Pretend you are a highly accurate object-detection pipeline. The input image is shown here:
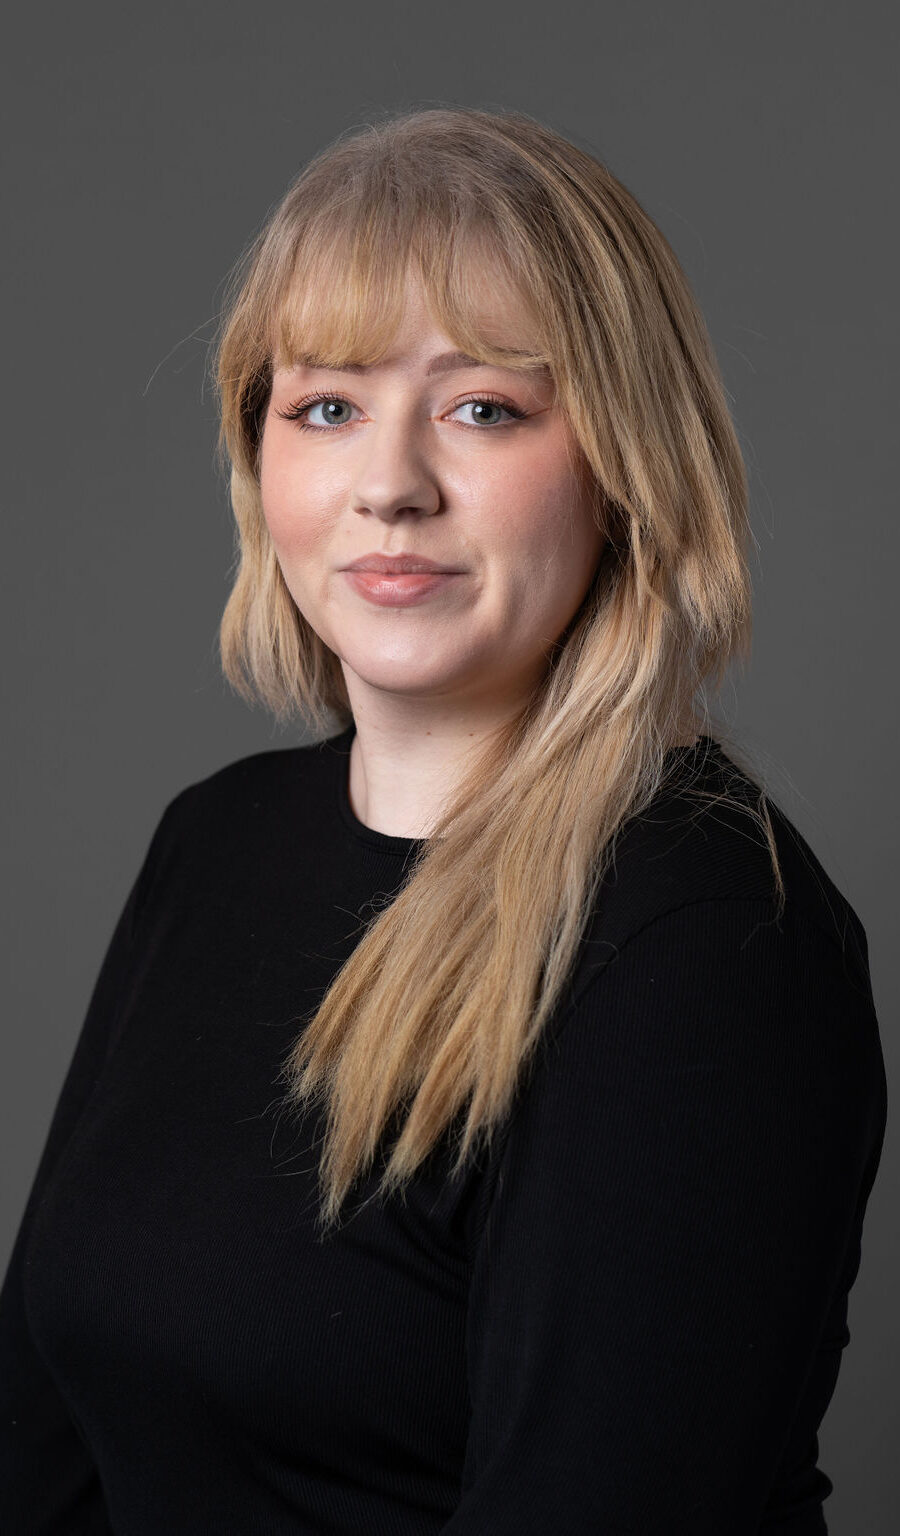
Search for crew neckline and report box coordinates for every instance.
[327,723,718,857]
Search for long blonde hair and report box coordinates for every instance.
[214,106,783,1235]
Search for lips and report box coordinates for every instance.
[342,554,462,574]
[342,568,463,607]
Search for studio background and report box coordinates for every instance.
[1,2,896,1526]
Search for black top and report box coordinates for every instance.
[0,727,887,1534]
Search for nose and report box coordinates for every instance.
[350,413,442,521]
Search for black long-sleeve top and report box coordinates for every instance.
[0,726,888,1533]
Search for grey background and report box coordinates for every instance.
[1,0,896,1525]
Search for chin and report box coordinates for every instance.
[351,670,464,696]
[342,651,473,695]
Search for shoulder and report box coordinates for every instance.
[527,745,886,1183]
[155,732,345,838]
[570,737,873,1006]
[132,733,349,914]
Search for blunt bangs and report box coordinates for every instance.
[271,200,555,384]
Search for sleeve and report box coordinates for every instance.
[0,799,179,1532]
[444,897,888,1535]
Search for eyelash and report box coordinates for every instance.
[273,388,528,432]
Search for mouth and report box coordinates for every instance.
[342,555,464,575]
[341,568,463,607]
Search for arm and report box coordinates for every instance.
[0,803,176,1532]
[444,898,887,1534]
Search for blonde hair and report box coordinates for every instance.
[214,105,783,1235]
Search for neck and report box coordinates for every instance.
[342,685,701,842]
[344,694,530,841]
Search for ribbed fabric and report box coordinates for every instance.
[0,727,887,1534]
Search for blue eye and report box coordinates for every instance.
[275,393,359,430]
[451,397,526,426]
[306,398,354,426]
[274,390,528,432]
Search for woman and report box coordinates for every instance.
[0,107,887,1533]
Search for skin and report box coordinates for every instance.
[259,272,609,838]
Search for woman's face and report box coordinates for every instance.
[259,274,606,715]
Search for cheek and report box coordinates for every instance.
[499,460,602,598]
[259,443,325,558]
[258,438,291,540]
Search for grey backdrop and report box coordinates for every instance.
[2,1,896,1526]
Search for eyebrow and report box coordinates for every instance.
[289,348,551,379]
